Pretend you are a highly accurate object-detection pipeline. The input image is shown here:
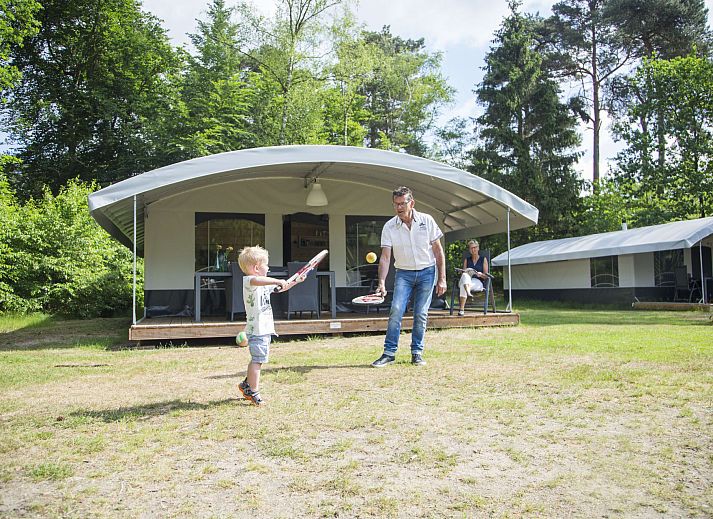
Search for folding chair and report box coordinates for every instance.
[449,249,496,315]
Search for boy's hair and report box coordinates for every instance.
[238,245,269,274]
[392,186,413,201]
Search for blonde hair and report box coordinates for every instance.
[467,240,479,248]
[238,245,269,274]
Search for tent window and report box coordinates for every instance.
[653,249,683,286]
[345,216,389,286]
[590,256,619,287]
[195,213,265,272]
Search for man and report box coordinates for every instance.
[371,186,447,367]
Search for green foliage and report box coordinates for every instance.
[176,0,256,156]
[605,0,712,59]
[0,177,142,317]
[471,3,583,242]
[3,0,182,197]
[611,53,713,223]
[360,26,454,155]
[576,180,629,235]
[0,0,41,92]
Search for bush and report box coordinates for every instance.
[0,174,143,317]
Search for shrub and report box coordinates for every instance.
[0,174,143,317]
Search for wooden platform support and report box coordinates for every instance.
[129,310,519,341]
[632,301,712,312]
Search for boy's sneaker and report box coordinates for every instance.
[238,378,251,400]
[245,388,264,406]
[371,354,395,368]
[411,354,426,366]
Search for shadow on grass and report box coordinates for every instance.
[207,363,373,380]
[0,317,130,351]
[68,398,236,422]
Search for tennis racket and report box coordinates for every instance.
[351,293,386,305]
[273,249,329,292]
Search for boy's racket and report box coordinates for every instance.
[351,293,386,305]
[273,249,329,292]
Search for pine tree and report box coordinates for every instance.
[472,1,583,241]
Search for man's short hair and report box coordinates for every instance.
[392,186,413,201]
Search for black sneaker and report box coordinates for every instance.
[411,354,426,366]
[371,354,395,368]
[238,378,251,400]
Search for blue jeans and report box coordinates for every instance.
[383,265,436,356]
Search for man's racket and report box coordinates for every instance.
[273,249,329,292]
[351,293,386,305]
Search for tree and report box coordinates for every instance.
[2,0,182,197]
[431,117,472,170]
[472,1,583,241]
[321,12,374,146]
[605,0,712,176]
[178,0,256,156]
[544,0,631,185]
[612,53,713,222]
[605,0,712,59]
[0,0,40,92]
[360,27,454,156]
[236,0,342,145]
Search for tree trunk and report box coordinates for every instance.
[591,20,600,188]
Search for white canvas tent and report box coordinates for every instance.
[88,145,539,320]
[491,217,713,304]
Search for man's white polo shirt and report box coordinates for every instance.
[381,209,443,270]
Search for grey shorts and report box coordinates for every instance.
[248,334,271,364]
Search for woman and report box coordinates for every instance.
[457,239,488,316]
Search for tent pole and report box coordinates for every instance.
[506,207,512,313]
[132,195,137,325]
[699,241,706,304]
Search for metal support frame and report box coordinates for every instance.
[506,207,513,313]
[132,195,137,325]
[698,241,706,304]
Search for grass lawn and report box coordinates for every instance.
[0,305,711,518]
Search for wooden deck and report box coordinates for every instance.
[129,310,519,341]
[632,301,712,312]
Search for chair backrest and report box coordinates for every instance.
[286,261,320,313]
[226,261,245,315]
[674,266,689,288]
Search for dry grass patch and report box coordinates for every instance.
[0,307,711,517]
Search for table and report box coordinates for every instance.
[193,270,336,322]
[194,271,231,322]
[270,269,336,319]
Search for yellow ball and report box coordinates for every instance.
[236,331,248,347]
[366,251,377,264]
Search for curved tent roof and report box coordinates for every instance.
[492,217,713,266]
[89,145,538,254]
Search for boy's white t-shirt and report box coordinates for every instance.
[243,276,276,336]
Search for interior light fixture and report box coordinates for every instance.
[305,179,328,206]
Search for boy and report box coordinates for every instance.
[237,246,304,406]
